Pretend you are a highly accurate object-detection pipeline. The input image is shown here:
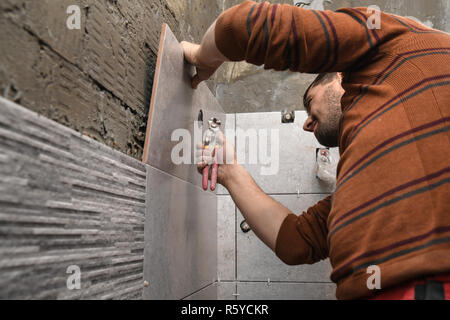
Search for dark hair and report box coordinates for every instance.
[303,73,339,111]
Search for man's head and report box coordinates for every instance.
[303,72,344,148]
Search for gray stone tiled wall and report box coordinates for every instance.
[0,97,146,299]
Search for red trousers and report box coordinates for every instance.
[369,273,450,300]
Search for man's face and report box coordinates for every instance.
[303,77,344,148]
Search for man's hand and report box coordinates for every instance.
[181,41,221,89]
[195,132,237,188]
[195,132,290,252]
[181,21,228,89]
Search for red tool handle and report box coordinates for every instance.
[202,146,210,191]
[202,147,219,191]
[202,165,209,191]
[210,150,218,191]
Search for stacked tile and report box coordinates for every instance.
[0,97,146,300]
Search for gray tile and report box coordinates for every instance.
[144,166,217,300]
[143,24,226,188]
[237,282,336,300]
[183,283,218,300]
[237,194,333,283]
[217,282,237,300]
[235,111,339,194]
[216,113,236,195]
[217,195,236,281]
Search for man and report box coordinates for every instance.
[182,1,450,299]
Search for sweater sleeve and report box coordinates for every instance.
[275,196,331,265]
[215,1,394,73]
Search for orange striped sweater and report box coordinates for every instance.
[214,1,450,299]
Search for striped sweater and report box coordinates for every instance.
[214,1,450,299]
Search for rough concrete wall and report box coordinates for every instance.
[0,0,221,160]
[215,0,450,113]
[0,97,146,299]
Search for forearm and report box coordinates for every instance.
[197,21,229,68]
[181,20,229,88]
[223,165,290,251]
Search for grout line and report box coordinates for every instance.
[233,113,238,285]
[216,280,334,284]
[234,113,238,301]
[145,164,216,195]
[234,198,237,282]
[267,192,332,196]
[180,282,216,300]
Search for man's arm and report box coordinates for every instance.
[223,164,290,251]
[214,1,394,73]
[194,133,331,264]
[222,163,331,264]
[275,195,331,265]
[183,1,406,88]
[181,21,229,89]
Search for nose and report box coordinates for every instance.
[303,116,315,132]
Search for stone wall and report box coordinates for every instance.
[0,97,147,299]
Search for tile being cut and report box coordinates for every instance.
[143,24,226,188]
